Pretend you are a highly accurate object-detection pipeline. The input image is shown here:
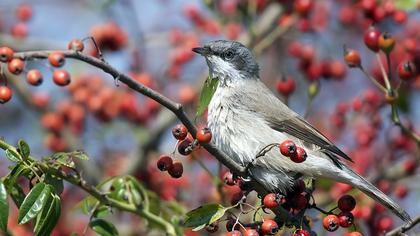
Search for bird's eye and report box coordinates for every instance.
[223,50,234,60]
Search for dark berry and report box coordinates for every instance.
[178,138,193,156]
[398,61,416,81]
[290,147,307,163]
[338,195,356,212]
[338,211,354,228]
[172,124,188,140]
[293,229,310,236]
[168,161,183,178]
[156,155,173,171]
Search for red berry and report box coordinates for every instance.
[7,58,25,75]
[294,0,313,15]
[0,86,13,104]
[398,61,416,81]
[53,69,71,86]
[10,23,28,39]
[378,32,395,54]
[263,193,280,209]
[196,126,212,143]
[344,49,361,68]
[293,229,310,236]
[290,147,307,163]
[322,214,339,232]
[0,47,14,62]
[168,161,183,178]
[26,69,43,86]
[394,184,408,199]
[156,155,173,171]
[276,76,295,96]
[48,52,65,67]
[338,195,356,212]
[178,138,193,156]
[16,4,33,22]
[261,219,278,235]
[279,140,297,157]
[172,124,188,140]
[244,229,259,236]
[225,230,241,236]
[376,216,393,231]
[364,26,381,52]
[68,39,85,52]
[338,211,354,227]
[223,172,236,186]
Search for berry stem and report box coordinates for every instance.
[358,65,387,93]
[375,53,392,91]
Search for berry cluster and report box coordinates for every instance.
[322,195,357,233]
[279,140,307,163]
[156,124,213,179]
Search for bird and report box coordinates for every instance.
[192,40,412,223]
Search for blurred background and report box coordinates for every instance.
[0,0,419,235]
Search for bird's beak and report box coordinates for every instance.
[192,47,210,56]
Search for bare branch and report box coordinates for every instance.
[385,216,420,236]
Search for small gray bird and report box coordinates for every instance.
[192,40,411,222]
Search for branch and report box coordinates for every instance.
[13,50,247,176]
[385,216,420,236]
[0,138,179,236]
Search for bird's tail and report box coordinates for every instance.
[341,166,412,223]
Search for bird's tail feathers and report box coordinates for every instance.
[341,167,412,223]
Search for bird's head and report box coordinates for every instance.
[193,40,259,84]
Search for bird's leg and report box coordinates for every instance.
[245,143,279,173]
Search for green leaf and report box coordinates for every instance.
[89,218,119,236]
[34,193,61,236]
[8,164,29,182]
[18,183,51,224]
[52,152,75,168]
[0,181,9,232]
[3,179,25,207]
[5,149,20,163]
[17,140,30,160]
[80,197,98,215]
[93,205,110,218]
[183,204,227,230]
[196,77,219,117]
[395,0,418,10]
[72,150,89,160]
[44,174,64,194]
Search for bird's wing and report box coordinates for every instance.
[266,115,353,163]
[241,80,352,166]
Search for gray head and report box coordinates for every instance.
[192,40,259,82]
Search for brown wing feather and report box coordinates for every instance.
[267,116,353,163]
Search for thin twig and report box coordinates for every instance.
[385,216,420,236]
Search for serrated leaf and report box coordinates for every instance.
[89,218,119,236]
[5,149,20,163]
[18,183,51,224]
[0,181,9,232]
[184,204,227,230]
[196,77,219,117]
[34,194,61,236]
[17,140,30,160]
[395,0,417,10]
